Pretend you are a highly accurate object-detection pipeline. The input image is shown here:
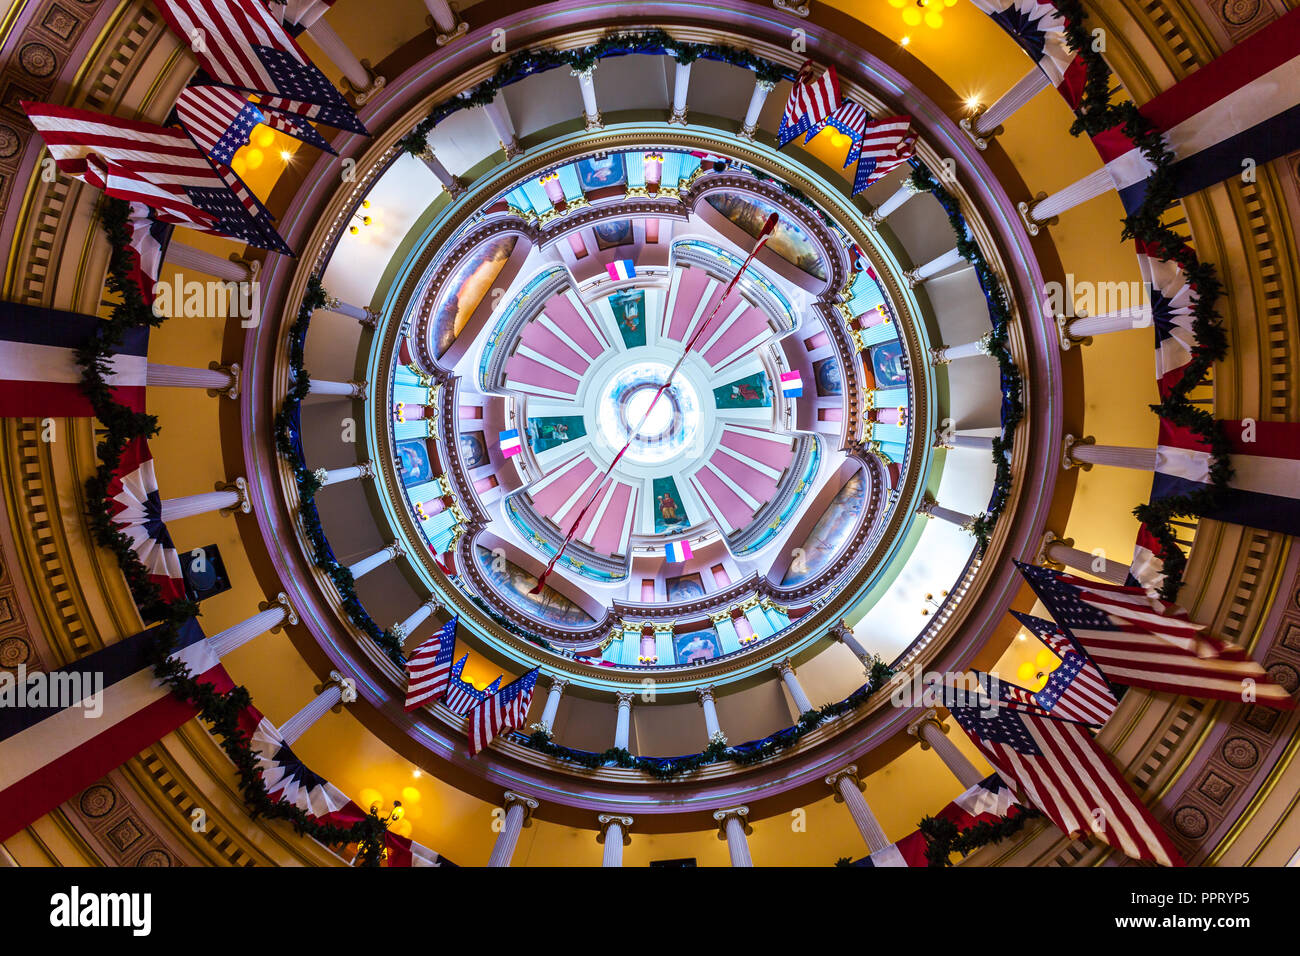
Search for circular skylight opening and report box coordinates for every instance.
[596,360,702,466]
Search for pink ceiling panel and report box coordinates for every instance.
[520,320,589,374]
[665,266,712,342]
[720,428,793,474]
[589,481,635,556]
[692,468,754,531]
[504,353,580,395]
[702,305,769,366]
[542,291,606,357]
[529,456,596,517]
[711,447,779,504]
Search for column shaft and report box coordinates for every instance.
[1066,308,1152,336]
[319,463,372,487]
[279,684,343,746]
[487,803,525,867]
[838,777,890,853]
[424,0,457,32]
[160,488,242,522]
[540,680,565,729]
[614,696,632,749]
[164,243,254,281]
[601,822,625,867]
[347,545,400,580]
[913,246,965,281]
[308,379,364,397]
[873,183,918,220]
[918,721,984,788]
[394,600,438,638]
[741,79,775,135]
[670,60,691,121]
[1030,167,1115,221]
[208,605,288,658]
[1044,540,1132,585]
[306,17,371,89]
[724,817,753,867]
[146,363,234,390]
[975,68,1051,134]
[1070,443,1157,471]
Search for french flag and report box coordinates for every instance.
[1128,523,1172,593]
[665,540,693,563]
[0,617,232,841]
[606,259,636,281]
[1153,418,1300,537]
[499,429,522,458]
[779,370,803,398]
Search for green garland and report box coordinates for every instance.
[908,164,1024,557]
[1052,0,1230,599]
[80,199,389,864]
[523,658,894,779]
[396,29,789,156]
[271,277,406,667]
[917,806,1043,867]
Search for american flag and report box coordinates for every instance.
[259,107,336,153]
[441,655,502,714]
[403,617,458,711]
[805,99,869,165]
[154,0,354,114]
[945,698,1184,866]
[123,201,172,304]
[175,85,263,165]
[466,667,539,756]
[778,62,840,148]
[1016,562,1295,709]
[22,101,291,254]
[256,94,367,135]
[852,115,916,195]
[1007,611,1119,726]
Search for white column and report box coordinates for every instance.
[597,814,632,867]
[832,621,873,669]
[696,686,722,740]
[917,495,974,531]
[669,58,691,124]
[1038,532,1132,585]
[307,378,366,398]
[1058,307,1153,350]
[159,478,250,521]
[713,807,753,867]
[540,677,567,730]
[1063,436,1157,471]
[487,792,538,867]
[417,146,466,196]
[929,332,992,365]
[423,0,467,44]
[391,598,440,640]
[279,671,357,746]
[347,543,403,581]
[826,766,890,853]
[1025,167,1115,223]
[968,68,1051,140]
[905,246,967,286]
[305,17,384,103]
[146,362,239,398]
[613,691,634,749]
[868,182,919,226]
[316,461,374,487]
[164,242,258,281]
[775,659,814,714]
[322,295,380,329]
[208,595,297,658]
[935,430,996,451]
[740,78,776,139]
[907,709,983,788]
[483,93,520,157]
[573,66,601,130]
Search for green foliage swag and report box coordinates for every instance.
[523,657,895,779]
[81,199,388,864]
[1054,0,1230,599]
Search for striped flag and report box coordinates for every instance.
[1127,523,1171,592]
[606,259,636,281]
[499,428,522,458]
[255,93,367,136]
[805,99,870,167]
[154,0,356,116]
[107,437,187,603]
[123,201,172,304]
[249,716,358,821]
[175,84,264,165]
[851,116,916,195]
[1017,562,1295,709]
[466,667,539,756]
[1153,418,1300,538]
[1007,611,1119,726]
[441,655,502,714]
[778,62,840,148]
[945,697,1185,866]
[384,832,443,866]
[665,539,692,563]
[1135,240,1200,398]
[0,303,147,418]
[779,369,803,398]
[403,617,457,711]
[0,617,232,841]
[970,0,1088,109]
[21,101,291,254]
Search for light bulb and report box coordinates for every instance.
[924,10,944,28]
[902,7,922,25]
[280,149,292,161]
[900,35,911,45]
[244,148,264,170]
[362,199,371,208]
[252,125,275,149]
[350,225,359,234]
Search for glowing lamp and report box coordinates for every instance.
[1016,661,1037,685]
[401,786,421,804]
[902,7,921,25]
[252,125,275,149]
[1035,648,1058,670]
[244,148,264,170]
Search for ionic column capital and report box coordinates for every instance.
[614,690,636,707]
[596,813,634,845]
[712,805,751,835]
[502,791,540,820]
[319,669,359,708]
[825,764,861,792]
[216,476,252,515]
[261,591,299,629]
[773,658,795,679]
[1061,433,1095,471]
[211,361,240,399]
[906,707,946,745]
[1035,530,1073,570]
